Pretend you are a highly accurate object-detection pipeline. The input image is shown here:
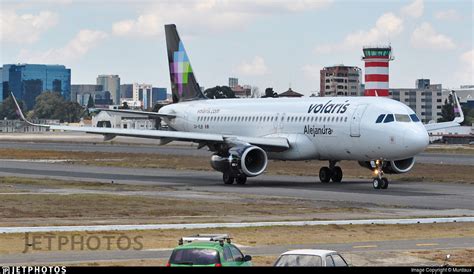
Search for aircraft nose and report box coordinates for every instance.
[404,126,429,154]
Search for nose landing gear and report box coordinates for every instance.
[372,160,389,189]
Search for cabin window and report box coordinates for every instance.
[375,114,385,123]
[395,114,411,122]
[383,114,395,123]
[410,114,420,122]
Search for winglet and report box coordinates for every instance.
[10,92,47,127]
[452,90,464,124]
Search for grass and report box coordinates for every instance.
[1,149,473,183]
[0,176,174,192]
[70,256,275,266]
[425,146,474,155]
[409,249,474,265]
[1,223,473,255]
[0,176,371,226]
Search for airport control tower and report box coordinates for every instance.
[362,46,394,96]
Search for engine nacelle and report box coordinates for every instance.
[210,145,268,177]
[358,157,415,174]
[383,157,415,174]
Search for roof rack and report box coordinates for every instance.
[178,234,232,245]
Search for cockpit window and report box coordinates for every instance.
[410,114,420,122]
[383,114,394,123]
[395,114,411,122]
[375,114,385,123]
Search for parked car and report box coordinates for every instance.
[273,249,349,267]
[167,234,252,267]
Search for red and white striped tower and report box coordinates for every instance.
[362,46,394,96]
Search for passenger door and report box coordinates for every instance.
[350,104,368,137]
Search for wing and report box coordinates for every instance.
[424,90,464,132]
[11,93,289,151]
[93,108,176,119]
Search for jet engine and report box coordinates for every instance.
[358,157,415,174]
[210,145,268,177]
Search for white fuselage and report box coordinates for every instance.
[160,97,429,162]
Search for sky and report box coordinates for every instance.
[1,0,473,96]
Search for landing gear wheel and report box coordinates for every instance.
[331,166,343,182]
[319,167,332,183]
[373,178,382,189]
[236,175,247,185]
[223,173,234,185]
[380,177,389,189]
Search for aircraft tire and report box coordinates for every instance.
[223,173,235,185]
[381,177,389,189]
[319,167,332,183]
[331,166,343,182]
[236,175,247,185]
[373,178,382,189]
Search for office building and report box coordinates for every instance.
[320,65,362,96]
[152,87,167,102]
[449,85,474,108]
[389,79,443,123]
[120,84,133,99]
[132,83,153,109]
[71,84,103,106]
[1,64,71,109]
[229,77,238,88]
[97,75,120,104]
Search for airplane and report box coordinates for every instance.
[11,24,464,190]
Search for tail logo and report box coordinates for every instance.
[170,41,193,96]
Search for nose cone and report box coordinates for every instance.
[403,125,429,155]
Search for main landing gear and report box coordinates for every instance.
[319,161,343,183]
[372,160,389,190]
[223,173,247,185]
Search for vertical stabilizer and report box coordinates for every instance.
[165,24,206,103]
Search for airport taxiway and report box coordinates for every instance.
[0,159,473,212]
[1,141,473,165]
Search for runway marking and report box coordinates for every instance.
[143,248,173,252]
[0,217,473,234]
[416,243,439,247]
[352,245,377,249]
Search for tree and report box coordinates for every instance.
[119,101,130,109]
[64,101,84,123]
[460,106,474,126]
[250,86,261,98]
[86,95,95,109]
[438,95,455,122]
[0,95,26,120]
[261,87,278,98]
[30,91,84,123]
[204,86,236,99]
